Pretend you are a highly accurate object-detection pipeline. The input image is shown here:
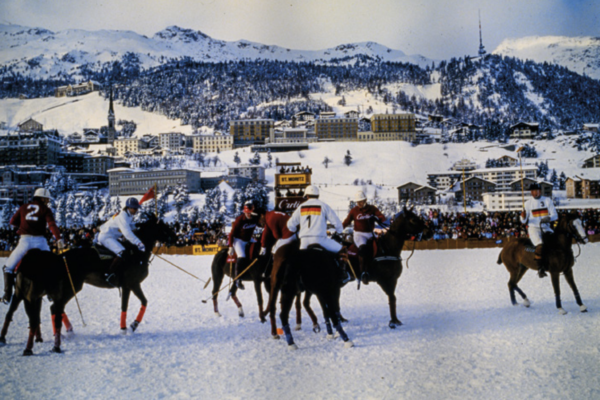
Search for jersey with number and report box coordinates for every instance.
[520,195,558,232]
[343,204,386,233]
[261,211,294,247]
[10,199,61,240]
[287,198,343,239]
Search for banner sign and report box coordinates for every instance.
[276,173,311,186]
[192,244,222,255]
[275,197,306,213]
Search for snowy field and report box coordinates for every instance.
[1,244,600,400]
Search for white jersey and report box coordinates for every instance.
[520,196,558,233]
[98,209,143,247]
[287,198,343,239]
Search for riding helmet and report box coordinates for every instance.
[126,197,141,209]
[305,185,319,197]
[33,188,52,199]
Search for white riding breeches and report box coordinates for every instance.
[353,231,373,248]
[98,232,126,257]
[5,235,50,273]
[527,226,550,247]
[233,238,248,258]
[272,234,297,255]
[299,236,342,253]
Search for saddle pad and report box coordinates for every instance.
[92,245,115,261]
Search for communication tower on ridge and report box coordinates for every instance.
[478,10,487,58]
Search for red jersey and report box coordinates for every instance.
[342,204,386,233]
[10,199,61,240]
[228,213,259,246]
[261,210,294,248]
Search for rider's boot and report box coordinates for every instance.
[233,258,246,290]
[534,245,547,278]
[105,256,123,287]
[358,245,370,285]
[2,266,15,304]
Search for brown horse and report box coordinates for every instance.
[208,243,270,319]
[348,207,426,328]
[0,214,176,354]
[497,212,589,314]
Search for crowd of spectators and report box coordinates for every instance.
[0,209,598,253]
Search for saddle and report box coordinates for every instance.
[92,244,116,261]
[347,239,378,258]
[226,242,259,263]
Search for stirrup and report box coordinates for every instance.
[360,272,370,285]
[235,280,245,290]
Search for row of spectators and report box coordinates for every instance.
[0,209,598,252]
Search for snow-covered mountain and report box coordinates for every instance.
[493,36,600,80]
[0,24,431,80]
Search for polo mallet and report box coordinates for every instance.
[201,258,259,303]
[62,256,86,327]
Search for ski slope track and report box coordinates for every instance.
[1,244,600,399]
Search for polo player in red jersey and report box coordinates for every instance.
[3,188,65,304]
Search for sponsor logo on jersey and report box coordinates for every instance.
[242,223,256,230]
[301,205,322,216]
[532,208,549,218]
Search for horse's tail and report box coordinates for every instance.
[496,251,503,265]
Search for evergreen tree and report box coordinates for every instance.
[559,172,567,190]
[267,150,273,168]
[250,151,261,166]
[322,156,332,169]
[549,169,559,189]
[233,151,241,165]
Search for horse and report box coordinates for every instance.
[497,212,589,314]
[0,213,176,354]
[0,248,76,355]
[347,206,426,328]
[276,244,354,349]
[208,242,270,319]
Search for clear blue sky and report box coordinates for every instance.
[1,0,598,59]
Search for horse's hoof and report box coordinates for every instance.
[288,343,298,351]
[120,328,128,335]
[326,334,335,340]
[344,340,355,349]
[0,337,6,346]
[23,349,34,356]
[50,346,62,354]
[214,312,222,317]
[130,321,140,332]
[35,337,43,343]
[238,309,245,318]
[272,334,280,340]
[558,308,568,315]
[580,305,588,313]
[522,299,531,308]
[389,320,402,329]
[312,324,321,333]
[294,324,301,331]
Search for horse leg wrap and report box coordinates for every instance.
[282,324,295,346]
[555,294,562,310]
[25,326,36,353]
[130,305,146,332]
[574,293,583,307]
[509,288,517,306]
[120,312,127,330]
[34,325,43,343]
[325,320,333,337]
[334,323,349,342]
[62,313,73,333]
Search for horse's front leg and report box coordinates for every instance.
[49,301,64,353]
[381,279,402,328]
[129,284,148,332]
[327,293,353,348]
[254,278,264,322]
[563,268,587,313]
[279,286,297,349]
[550,272,567,315]
[302,292,320,333]
[120,288,131,333]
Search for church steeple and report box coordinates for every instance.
[478,10,487,58]
[107,87,116,143]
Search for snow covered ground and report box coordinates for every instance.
[2,244,600,400]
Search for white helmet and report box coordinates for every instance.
[305,185,319,197]
[355,190,367,202]
[33,188,52,199]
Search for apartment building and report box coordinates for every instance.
[230,119,274,147]
[314,117,358,141]
[192,132,233,153]
[108,168,202,196]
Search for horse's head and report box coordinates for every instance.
[560,212,589,245]
[390,206,426,238]
[136,213,178,247]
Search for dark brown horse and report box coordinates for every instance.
[275,245,353,349]
[0,214,176,354]
[348,207,426,328]
[208,243,270,319]
[497,212,589,314]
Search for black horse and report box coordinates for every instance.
[275,243,354,350]
[0,214,176,354]
[347,207,426,328]
[497,212,589,314]
[208,243,270,319]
